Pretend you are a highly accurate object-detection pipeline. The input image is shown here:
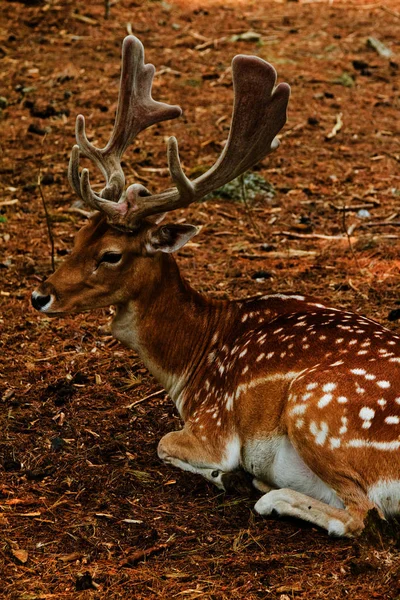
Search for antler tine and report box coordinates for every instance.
[70,35,182,206]
[68,144,82,198]
[119,54,290,227]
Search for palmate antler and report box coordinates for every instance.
[69,35,290,229]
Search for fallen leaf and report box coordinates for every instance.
[12,548,28,564]
[58,552,83,563]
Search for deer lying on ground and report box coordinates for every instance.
[32,36,400,537]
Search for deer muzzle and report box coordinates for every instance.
[31,282,57,313]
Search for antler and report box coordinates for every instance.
[69,35,290,229]
[68,36,182,212]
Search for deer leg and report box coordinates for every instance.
[254,488,367,537]
[158,428,240,490]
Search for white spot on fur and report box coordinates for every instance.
[318,394,333,409]
[330,437,341,449]
[226,394,234,411]
[351,368,366,376]
[310,421,329,446]
[348,439,400,451]
[306,383,318,391]
[377,380,390,389]
[339,416,348,435]
[290,404,307,416]
[385,416,400,425]
[323,383,337,392]
[359,407,375,421]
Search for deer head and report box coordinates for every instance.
[31,35,290,315]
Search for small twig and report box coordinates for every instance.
[380,5,400,19]
[329,201,380,212]
[121,538,176,567]
[348,279,369,301]
[326,113,343,140]
[34,351,85,362]
[279,122,306,139]
[67,206,92,218]
[0,199,19,207]
[124,389,164,409]
[38,168,55,273]
[104,0,111,19]
[341,204,363,273]
[70,13,98,25]
[195,36,228,51]
[364,221,400,228]
[277,230,345,240]
[240,249,316,259]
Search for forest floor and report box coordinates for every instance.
[1,0,400,598]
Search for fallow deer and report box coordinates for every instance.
[32,36,400,537]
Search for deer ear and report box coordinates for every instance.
[146,224,199,254]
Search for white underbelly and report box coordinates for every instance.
[368,480,400,517]
[243,435,344,509]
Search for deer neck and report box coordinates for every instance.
[112,253,228,408]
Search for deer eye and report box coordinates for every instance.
[98,252,122,265]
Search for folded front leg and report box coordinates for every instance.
[158,427,241,490]
[254,488,368,537]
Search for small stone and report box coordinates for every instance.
[388,309,400,322]
[252,270,272,280]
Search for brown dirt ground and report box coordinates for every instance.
[1,0,400,598]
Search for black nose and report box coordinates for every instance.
[31,292,51,311]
